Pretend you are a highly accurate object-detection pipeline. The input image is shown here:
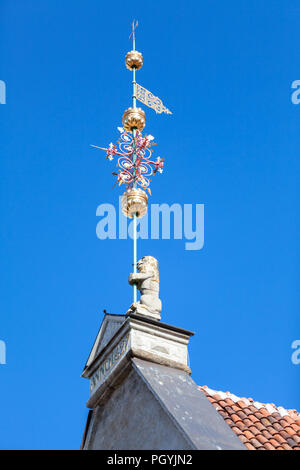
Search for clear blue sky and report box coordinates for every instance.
[0,0,299,450]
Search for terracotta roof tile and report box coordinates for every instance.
[232,426,242,436]
[272,422,284,432]
[259,407,271,417]
[256,434,268,445]
[254,421,264,432]
[269,438,281,448]
[225,398,235,406]
[250,438,262,448]
[245,442,256,450]
[266,426,277,436]
[268,415,278,425]
[284,426,296,436]
[224,405,234,415]
[264,442,276,450]
[249,426,260,436]
[284,416,295,425]
[261,417,272,427]
[238,434,248,444]
[219,400,228,408]
[286,438,298,448]
[280,419,292,428]
[274,434,286,445]
[290,424,300,432]
[282,443,293,450]
[232,404,240,413]
[293,434,300,444]
[243,417,253,427]
[231,413,241,423]
[235,420,247,431]
[225,418,233,426]
[244,430,255,440]
[261,429,273,440]
[199,385,300,451]
[237,400,248,409]
[279,429,292,440]
[248,414,259,424]
[254,411,265,420]
[237,410,248,420]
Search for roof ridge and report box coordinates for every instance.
[200,385,300,419]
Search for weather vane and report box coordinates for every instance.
[129,20,138,43]
[91,22,172,303]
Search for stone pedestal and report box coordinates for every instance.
[82,313,193,409]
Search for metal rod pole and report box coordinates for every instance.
[132,212,137,303]
[132,61,137,303]
[132,27,136,52]
[132,125,137,303]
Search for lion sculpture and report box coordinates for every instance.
[127,256,162,321]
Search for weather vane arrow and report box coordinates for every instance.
[91,21,171,303]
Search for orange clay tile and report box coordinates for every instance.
[225,398,235,406]
[282,443,293,450]
[273,433,286,444]
[232,426,242,436]
[199,385,300,451]
[286,438,298,448]
[235,421,247,431]
[224,406,234,415]
[237,410,248,420]
[290,424,300,432]
[266,426,278,436]
[245,442,256,450]
[261,429,273,440]
[254,421,264,432]
[238,434,248,443]
[249,438,262,448]
[259,408,271,417]
[248,414,259,423]
[244,430,255,440]
[269,438,281,448]
[236,400,248,409]
[256,434,268,445]
[248,426,260,436]
[264,442,276,450]
[231,413,241,423]
[284,426,296,436]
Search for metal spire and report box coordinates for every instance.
[91,22,169,305]
[130,20,139,303]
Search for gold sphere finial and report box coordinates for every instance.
[125,50,143,71]
[122,107,146,132]
[121,188,148,218]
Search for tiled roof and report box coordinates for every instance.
[199,385,300,450]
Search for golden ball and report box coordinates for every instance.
[125,50,143,71]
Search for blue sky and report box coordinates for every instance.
[0,0,299,449]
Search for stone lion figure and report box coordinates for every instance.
[127,256,162,321]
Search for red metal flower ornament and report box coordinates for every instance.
[91,127,165,194]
